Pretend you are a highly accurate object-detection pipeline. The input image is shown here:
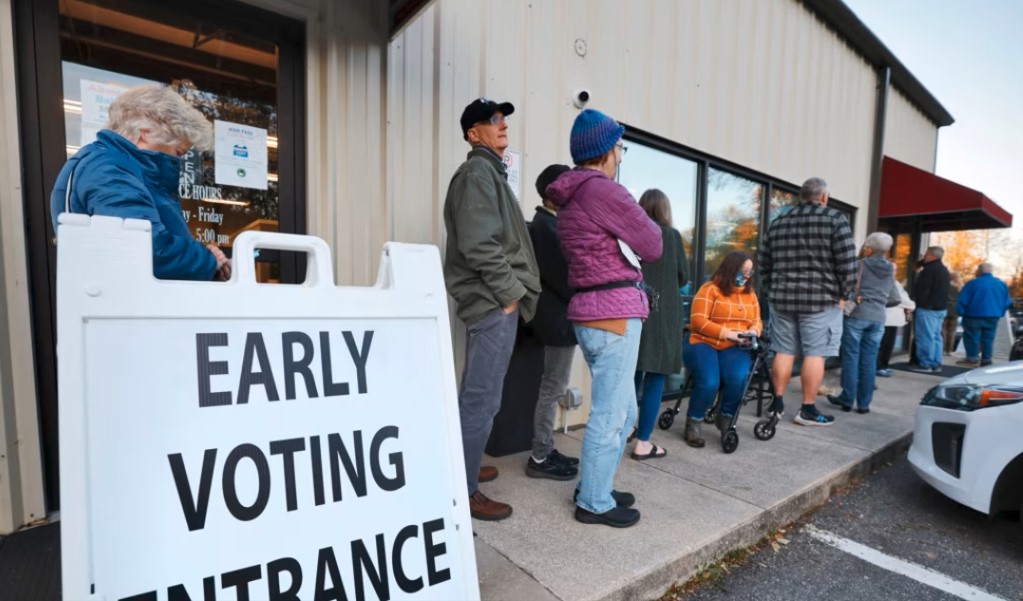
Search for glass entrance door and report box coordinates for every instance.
[14,0,305,509]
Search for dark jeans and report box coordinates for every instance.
[634,371,667,441]
[459,307,519,495]
[962,316,1000,362]
[877,325,897,369]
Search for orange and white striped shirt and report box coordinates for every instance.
[689,282,762,350]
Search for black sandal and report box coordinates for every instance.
[631,444,667,460]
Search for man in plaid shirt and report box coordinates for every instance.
[758,177,856,426]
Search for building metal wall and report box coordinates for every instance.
[884,86,939,172]
[0,0,948,518]
[0,0,48,532]
[387,0,891,420]
[389,0,881,244]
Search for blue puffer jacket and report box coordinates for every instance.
[50,130,216,281]
[956,273,1011,318]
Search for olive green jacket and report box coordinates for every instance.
[443,146,540,325]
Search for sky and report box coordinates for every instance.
[844,0,1023,227]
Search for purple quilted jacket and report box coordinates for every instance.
[546,169,662,321]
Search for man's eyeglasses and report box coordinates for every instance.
[615,142,628,155]
[478,113,508,126]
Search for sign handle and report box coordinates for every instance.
[231,231,335,288]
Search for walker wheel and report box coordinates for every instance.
[658,410,675,430]
[754,419,776,441]
[722,430,739,454]
[704,405,719,425]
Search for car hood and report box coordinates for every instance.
[943,360,1023,387]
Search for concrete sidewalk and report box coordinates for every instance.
[471,360,957,601]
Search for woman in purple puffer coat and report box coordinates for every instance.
[545,108,662,528]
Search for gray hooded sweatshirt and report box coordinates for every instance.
[848,255,900,324]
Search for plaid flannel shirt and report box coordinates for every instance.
[757,201,856,314]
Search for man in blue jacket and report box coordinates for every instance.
[956,262,1011,367]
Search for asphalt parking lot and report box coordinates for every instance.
[682,452,1022,601]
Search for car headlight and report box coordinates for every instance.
[921,384,1023,411]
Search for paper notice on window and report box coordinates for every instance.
[214,120,268,190]
[80,80,128,146]
[503,149,523,200]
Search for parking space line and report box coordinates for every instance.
[805,525,1006,601]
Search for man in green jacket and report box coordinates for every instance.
[444,98,540,521]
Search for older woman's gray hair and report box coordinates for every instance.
[863,231,894,254]
[107,84,214,151]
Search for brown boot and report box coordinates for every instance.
[684,418,706,448]
[478,465,498,483]
[469,490,512,521]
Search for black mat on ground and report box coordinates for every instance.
[887,362,970,378]
[0,521,60,600]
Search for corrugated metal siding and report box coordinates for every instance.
[387,0,892,423]
[884,87,938,172]
[389,0,879,241]
[245,0,391,287]
[0,0,48,530]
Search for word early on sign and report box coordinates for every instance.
[55,215,478,601]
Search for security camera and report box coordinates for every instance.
[572,89,591,109]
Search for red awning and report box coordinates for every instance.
[879,156,1012,231]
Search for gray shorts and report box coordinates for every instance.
[770,306,843,357]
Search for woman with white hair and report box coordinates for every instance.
[49,84,229,281]
[827,232,901,413]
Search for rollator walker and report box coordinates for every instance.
[658,333,778,453]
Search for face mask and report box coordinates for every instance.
[734,273,748,287]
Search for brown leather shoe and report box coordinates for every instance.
[478,465,498,483]
[469,490,512,521]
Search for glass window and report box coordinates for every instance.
[617,140,698,293]
[768,187,798,223]
[891,232,913,286]
[704,168,764,278]
[618,140,700,391]
[59,1,283,281]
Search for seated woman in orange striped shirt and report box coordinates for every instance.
[683,251,762,446]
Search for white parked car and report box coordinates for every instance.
[909,362,1023,518]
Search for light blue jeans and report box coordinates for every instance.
[836,317,884,410]
[914,308,946,369]
[574,318,642,514]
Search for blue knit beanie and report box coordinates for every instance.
[570,108,625,164]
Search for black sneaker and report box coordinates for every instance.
[768,395,785,417]
[526,455,577,480]
[549,449,579,467]
[794,404,835,427]
[856,408,870,414]
[574,488,635,508]
[574,505,640,528]
[826,394,852,412]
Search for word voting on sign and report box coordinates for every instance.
[55,215,478,601]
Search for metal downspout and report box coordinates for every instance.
[867,66,891,232]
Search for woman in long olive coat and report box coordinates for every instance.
[631,189,689,459]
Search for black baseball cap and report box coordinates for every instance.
[460,97,515,140]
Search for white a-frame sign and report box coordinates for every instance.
[56,214,478,601]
